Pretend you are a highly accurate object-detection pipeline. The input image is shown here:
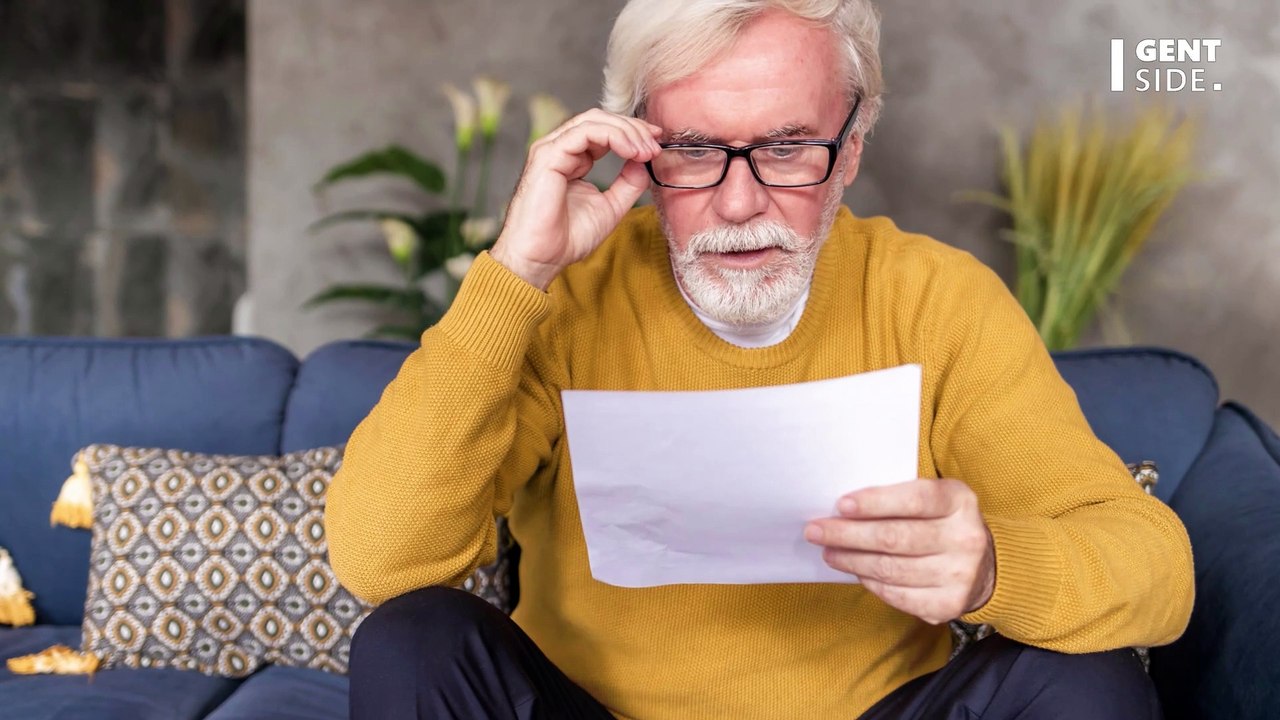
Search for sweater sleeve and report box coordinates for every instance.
[923,258,1194,652]
[325,251,565,604]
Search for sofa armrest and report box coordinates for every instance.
[1150,402,1280,720]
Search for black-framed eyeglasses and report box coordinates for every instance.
[645,94,862,189]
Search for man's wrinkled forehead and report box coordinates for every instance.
[642,11,841,144]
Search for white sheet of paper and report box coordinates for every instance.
[560,363,922,587]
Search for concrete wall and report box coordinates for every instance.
[248,0,1279,426]
[0,0,246,336]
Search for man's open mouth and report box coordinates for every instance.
[708,246,782,268]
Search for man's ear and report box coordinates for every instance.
[841,134,864,188]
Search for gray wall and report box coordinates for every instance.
[248,0,1279,426]
[0,0,246,336]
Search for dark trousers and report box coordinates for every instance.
[350,587,1162,719]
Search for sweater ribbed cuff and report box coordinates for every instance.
[959,515,1063,638]
[436,251,551,371]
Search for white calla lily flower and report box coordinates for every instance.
[380,219,418,267]
[473,76,512,140]
[528,93,569,144]
[460,217,499,249]
[441,83,478,152]
[444,252,477,281]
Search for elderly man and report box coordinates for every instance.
[325,0,1194,717]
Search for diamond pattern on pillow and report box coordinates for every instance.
[80,444,366,677]
[77,442,518,678]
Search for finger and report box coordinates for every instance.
[859,577,960,626]
[600,160,652,216]
[805,517,945,556]
[624,116,665,148]
[596,112,663,154]
[638,118,664,138]
[840,479,961,520]
[555,142,612,179]
[551,113,657,161]
[564,109,663,152]
[542,121,655,172]
[533,125,637,182]
[822,548,961,588]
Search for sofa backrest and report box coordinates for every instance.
[280,340,417,453]
[0,337,298,626]
[0,337,1220,626]
[290,342,1220,503]
[1051,347,1219,501]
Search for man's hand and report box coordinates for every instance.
[804,478,996,625]
[490,109,662,290]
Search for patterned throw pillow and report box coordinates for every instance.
[75,443,519,678]
[80,444,367,677]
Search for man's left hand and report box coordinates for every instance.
[804,478,995,625]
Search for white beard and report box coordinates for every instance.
[656,178,844,326]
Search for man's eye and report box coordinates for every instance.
[765,146,799,160]
[677,148,715,161]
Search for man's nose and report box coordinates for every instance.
[711,155,769,224]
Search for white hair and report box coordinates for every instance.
[602,0,884,139]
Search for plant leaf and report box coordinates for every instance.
[410,209,469,278]
[303,284,426,312]
[308,210,423,235]
[364,324,427,341]
[314,145,446,195]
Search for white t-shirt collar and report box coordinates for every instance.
[674,279,810,349]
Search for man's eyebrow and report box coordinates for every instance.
[665,128,715,143]
[764,123,816,139]
[663,123,818,143]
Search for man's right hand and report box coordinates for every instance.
[489,109,663,290]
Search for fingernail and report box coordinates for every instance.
[804,524,823,543]
[838,497,857,515]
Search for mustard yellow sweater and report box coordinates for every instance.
[326,206,1194,719]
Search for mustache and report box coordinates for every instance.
[684,220,803,255]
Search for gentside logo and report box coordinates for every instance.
[1110,38,1224,92]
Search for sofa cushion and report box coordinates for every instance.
[203,666,349,720]
[1150,403,1280,718]
[1051,346,1218,501]
[281,340,415,453]
[0,626,240,720]
[0,337,298,627]
[79,444,369,677]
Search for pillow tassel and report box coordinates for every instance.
[51,457,94,529]
[0,548,35,627]
[5,645,100,676]
[0,545,35,625]
[0,591,35,627]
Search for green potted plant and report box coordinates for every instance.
[965,102,1197,350]
[306,77,569,340]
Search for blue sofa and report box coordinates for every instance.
[0,336,1276,719]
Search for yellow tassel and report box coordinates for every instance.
[0,592,35,627]
[50,457,94,529]
[5,645,99,675]
[0,548,36,627]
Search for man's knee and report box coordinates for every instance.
[990,638,1159,718]
[351,586,496,672]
